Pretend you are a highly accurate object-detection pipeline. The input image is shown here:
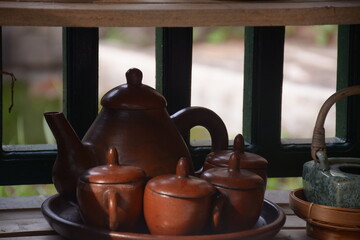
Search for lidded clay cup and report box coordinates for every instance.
[201,152,265,233]
[144,157,220,235]
[204,134,268,184]
[77,147,146,231]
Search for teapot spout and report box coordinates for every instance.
[44,112,81,148]
[44,112,94,204]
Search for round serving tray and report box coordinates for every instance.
[289,188,360,240]
[42,194,285,240]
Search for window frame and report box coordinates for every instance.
[0,25,359,185]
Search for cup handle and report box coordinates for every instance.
[212,193,225,232]
[105,190,121,231]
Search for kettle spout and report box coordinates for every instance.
[44,112,94,204]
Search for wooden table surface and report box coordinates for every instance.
[0,190,315,240]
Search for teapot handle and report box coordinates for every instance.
[311,85,360,166]
[171,107,228,151]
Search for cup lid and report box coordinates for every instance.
[202,152,264,190]
[80,147,145,184]
[146,157,216,199]
[101,68,166,110]
[205,134,267,169]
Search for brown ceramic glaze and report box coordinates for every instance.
[204,134,268,183]
[44,68,228,203]
[143,157,221,236]
[201,152,265,233]
[77,147,145,231]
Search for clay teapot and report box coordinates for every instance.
[44,68,228,203]
[77,147,145,231]
[143,157,223,235]
[203,134,268,184]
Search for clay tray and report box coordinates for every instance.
[42,194,285,240]
[289,188,360,240]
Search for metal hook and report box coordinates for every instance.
[316,150,329,171]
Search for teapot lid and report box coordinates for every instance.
[146,157,216,199]
[202,152,264,190]
[206,134,268,169]
[101,68,166,110]
[80,147,145,184]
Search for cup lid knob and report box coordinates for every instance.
[106,146,120,166]
[233,134,245,153]
[176,157,191,178]
[228,152,241,173]
[80,147,145,184]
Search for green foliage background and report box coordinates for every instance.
[1,80,60,196]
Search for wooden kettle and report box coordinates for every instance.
[44,68,228,203]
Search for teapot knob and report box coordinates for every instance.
[228,152,241,173]
[126,68,143,86]
[107,147,120,166]
[233,134,245,153]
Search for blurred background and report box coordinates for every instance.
[1,25,337,196]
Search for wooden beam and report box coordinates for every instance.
[0,1,359,27]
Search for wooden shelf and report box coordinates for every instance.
[0,0,359,27]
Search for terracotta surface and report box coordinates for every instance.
[203,134,267,183]
[201,152,265,233]
[42,194,285,240]
[77,147,145,231]
[44,68,228,203]
[44,111,95,204]
[143,157,217,235]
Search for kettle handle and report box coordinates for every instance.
[171,107,228,151]
[311,85,360,162]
